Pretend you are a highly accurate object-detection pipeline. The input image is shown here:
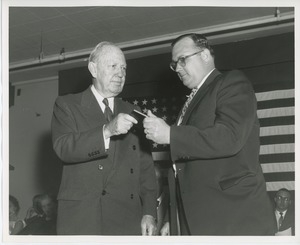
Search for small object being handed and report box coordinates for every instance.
[131,109,147,122]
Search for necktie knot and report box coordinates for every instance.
[103,98,109,107]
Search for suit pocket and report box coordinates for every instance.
[219,173,256,191]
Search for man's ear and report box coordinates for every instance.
[88,62,97,78]
[201,49,210,62]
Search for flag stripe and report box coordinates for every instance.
[261,162,294,173]
[263,172,294,182]
[152,151,170,161]
[259,125,294,136]
[259,135,294,145]
[257,98,294,110]
[259,143,294,155]
[260,153,294,164]
[254,82,294,93]
[257,107,294,118]
[255,89,294,101]
[266,181,295,191]
[259,116,294,127]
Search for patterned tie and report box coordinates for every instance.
[103,98,114,122]
[278,212,284,229]
[178,88,198,125]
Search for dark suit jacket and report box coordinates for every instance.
[51,86,157,235]
[18,216,56,235]
[276,207,295,235]
[169,69,276,235]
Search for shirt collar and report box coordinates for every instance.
[276,209,287,216]
[195,68,215,91]
[91,85,114,111]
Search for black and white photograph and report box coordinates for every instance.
[1,0,299,244]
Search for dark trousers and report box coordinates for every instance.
[175,177,191,235]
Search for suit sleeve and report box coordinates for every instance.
[51,96,107,163]
[170,70,258,161]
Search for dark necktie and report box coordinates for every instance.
[103,98,114,122]
[278,212,284,229]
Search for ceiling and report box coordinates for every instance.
[6,6,295,83]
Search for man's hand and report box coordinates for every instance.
[160,221,170,236]
[25,207,37,219]
[141,214,156,236]
[104,113,137,138]
[143,110,170,144]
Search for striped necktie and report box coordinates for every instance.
[278,212,284,229]
[178,88,198,125]
[103,98,114,122]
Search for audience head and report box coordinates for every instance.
[9,195,20,219]
[32,193,57,220]
[274,188,292,212]
[88,41,127,98]
[170,33,215,89]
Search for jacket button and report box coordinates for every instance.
[130,168,134,174]
[132,145,136,150]
[130,194,134,199]
[98,164,103,170]
[102,190,106,195]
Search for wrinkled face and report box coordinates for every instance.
[274,190,291,212]
[172,37,207,89]
[89,46,127,97]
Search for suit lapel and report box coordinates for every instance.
[180,69,222,125]
[81,86,106,125]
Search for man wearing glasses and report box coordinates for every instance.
[274,188,295,235]
[143,33,276,235]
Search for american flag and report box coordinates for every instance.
[124,82,295,197]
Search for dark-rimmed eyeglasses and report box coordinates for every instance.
[170,50,203,71]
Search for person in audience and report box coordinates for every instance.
[51,41,157,235]
[274,188,295,236]
[143,33,276,235]
[24,194,43,221]
[9,195,25,235]
[18,193,57,235]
